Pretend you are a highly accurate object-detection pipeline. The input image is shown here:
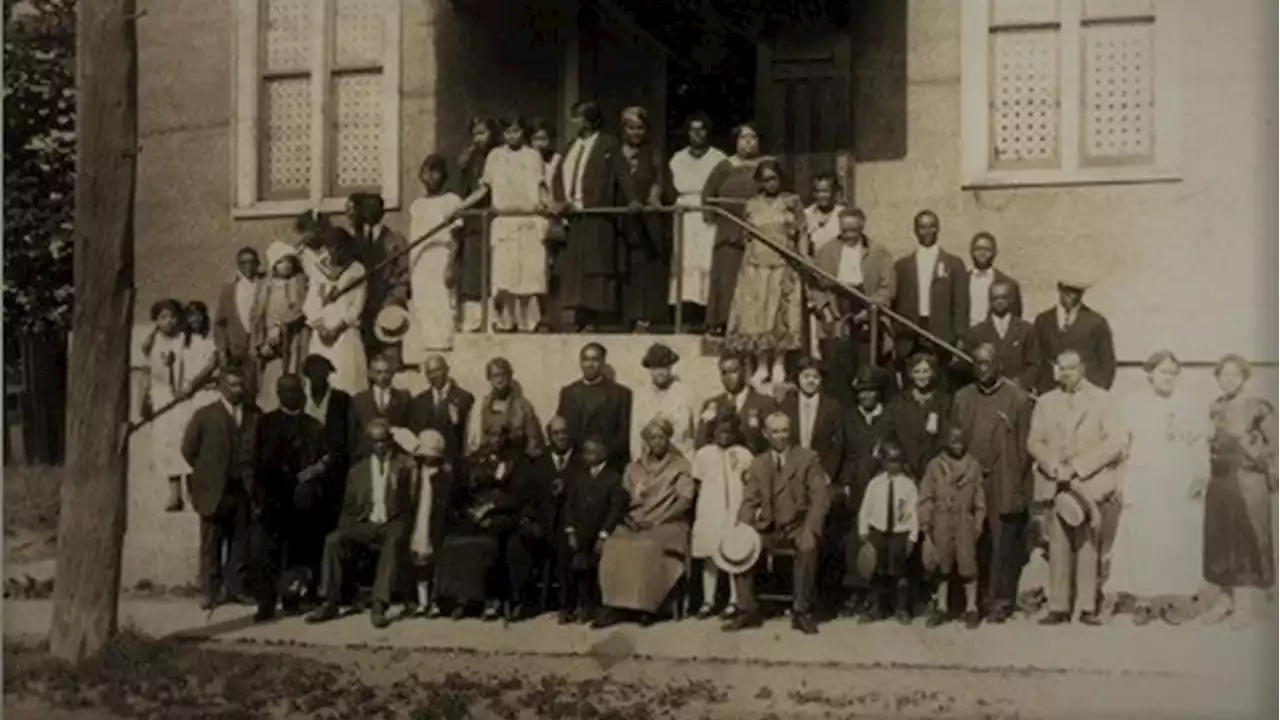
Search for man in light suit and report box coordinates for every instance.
[810,208,897,406]
[214,247,263,399]
[891,210,969,382]
[695,352,778,454]
[182,365,260,610]
[1027,349,1129,625]
[725,412,832,635]
[307,418,423,628]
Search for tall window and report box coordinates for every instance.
[960,0,1179,188]
[234,0,400,216]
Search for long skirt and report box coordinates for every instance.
[1204,469,1274,588]
[621,245,670,325]
[670,195,715,306]
[599,522,688,613]
[408,243,456,359]
[150,395,192,479]
[1110,480,1205,597]
[559,217,619,314]
[705,244,744,329]
[725,261,803,354]
[307,328,366,397]
[491,216,548,296]
[457,223,486,303]
[435,533,501,603]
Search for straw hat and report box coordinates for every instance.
[390,427,418,455]
[266,240,299,270]
[855,540,878,580]
[1054,488,1090,528]
[1056,270,1093,292]
[374,305,413,345]
[713,524,762,575]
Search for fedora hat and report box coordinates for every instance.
[1054,488,1090,528]
[713,524,762,575]
[374,305,413,345]
[1056,270,1093,292]
[852,365,884,393]
[640,342,680,369]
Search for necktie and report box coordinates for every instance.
[568,142,586,202]
[886,477,896,533]
[775,453,784,475]
[376,389,385,413]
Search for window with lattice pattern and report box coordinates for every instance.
[962,0,1175,187]
[236,0,400,215]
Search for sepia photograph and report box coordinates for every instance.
[2,0,1277,717]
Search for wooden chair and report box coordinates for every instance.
[754,546,797,612]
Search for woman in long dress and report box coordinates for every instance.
[531,118,564,330]
[142,298,190,512]
[690,411,752,618]
[595,417,696,627]
[702,122,764,336]
[407,154,464,360]
[618,106,671,332]
[1201,354,1277,628]
[668,112,726,329]
[1110,351,1210,624]
[302,229,367,396]
[725,157,808,386]
[462,116,548,332]
[456,116,501,333]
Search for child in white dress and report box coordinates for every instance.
[407,154,464,361]
[461,116,548,332]
[690,411,753,618]
[142,299,190,511]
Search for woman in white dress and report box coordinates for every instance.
[142,299,190,512]
[302,229,367,395]
[690,411,753,618]
[406,154,464,361]
[668,112,726,329]
[1111,350,1210,624]
[461,115,548,332]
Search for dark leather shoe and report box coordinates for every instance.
[306,603,340,624]
[723,612,764,632]
[557,609,577,625]
[791,613,819,635]
[986,607,1011,624]
[253,604,276,623]
[895,608,913,626]
[1038,611,1071,626]
[925,609,947,628]
[962,610,981,629]
[1078,612,1104,626]
[590,609,622,629]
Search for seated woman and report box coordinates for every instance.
[594,418,696,628]
[432,422,539,621]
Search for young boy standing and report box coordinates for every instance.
[919,425,988,628]
[857,442,919,624]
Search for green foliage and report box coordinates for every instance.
[4,0,76,337]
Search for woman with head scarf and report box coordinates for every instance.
[594,417,696,628]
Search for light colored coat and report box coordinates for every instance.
[630,378,697,460]
[1027,380,1130,507]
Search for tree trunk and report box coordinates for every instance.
[49,0,137,664]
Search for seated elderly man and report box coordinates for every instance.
[306,417,425,628]
[726,412,831,635]
[594,417,696,629]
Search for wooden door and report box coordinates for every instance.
[756,29,853,208]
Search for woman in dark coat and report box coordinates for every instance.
[885,353,954,481]
[433,422,537,620]
[701,121,764,336]
[618,106,672,331]
[457,116,501,333]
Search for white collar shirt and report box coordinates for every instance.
[731,388,748,413]
[914,245,941,317]
[1057,304,1078,331]
[798,393,819,449]
[969,268,995,327]
[837,242,865,286]
[305,386,330,424]
[567,132,600,209]
[221,398,242,427]
[235,275,257,332]
[992,313,1012,339]
[370,454,391,524]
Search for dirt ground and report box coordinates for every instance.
[3,631,1268,720]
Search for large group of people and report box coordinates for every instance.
[138,98,1276,635]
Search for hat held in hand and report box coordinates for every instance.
[856,540,878,581]
[713,523,762,575]
[1054,487,1091,528]
[374,305,413,344]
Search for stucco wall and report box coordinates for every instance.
[854,0,1277,363]
[133,0,565,313]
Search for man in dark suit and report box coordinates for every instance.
[348,354,411,461]
[551,100,640,331]
[301,354,352,559]
[249,374,327,620]
[891,210,969,371]
[407,354,474,465]
[695,353,778,454]
[181,365,259,610]
[307,418,423,628]
[1031,274,1117,394]
[559,436,623,624]
[837,366,892,615]
[960,280,1041,391]
[533,416,583,619]
[967,232,1023,327]
[725,412,831,635]
[349,193,410,365]
[214,247,263,399]
[780,356,845,481]
[556,343,632,471]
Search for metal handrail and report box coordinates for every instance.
[323,201,972,367]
